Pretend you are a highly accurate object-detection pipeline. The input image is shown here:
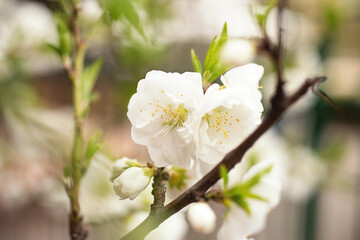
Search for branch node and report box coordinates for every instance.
[150,168,167,213]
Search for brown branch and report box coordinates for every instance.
[259,0,287,101]
[276,0,286,88]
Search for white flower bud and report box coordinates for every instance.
[113,167,153,200]
[187,202,216,234]
[110,157,140,181]
[221,39,256,66]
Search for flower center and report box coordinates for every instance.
[149,102,188,136]
[158,103,188,126]
[204,107,240,144]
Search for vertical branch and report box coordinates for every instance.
[274,0,286,99]
[260,0,288,104]
[65,1,88,239]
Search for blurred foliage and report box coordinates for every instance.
[0,57,40,117]
[318,1,348,60]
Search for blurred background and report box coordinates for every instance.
[0,0,359,239]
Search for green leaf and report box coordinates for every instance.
[202,22,230,83]
[47,43,62,57]
[246,192,269,202]
[203,35,218,72]
[221,163,274,215]
[55,13,72,58]
[82,59,103,101]
[102,0,145,39]
[219,164,229,188]
[63,165,71,178]
[240,164,273,189]
[204,23,228,71]
[190,49,202,73]
[253,2,276,29]
[232,195,251,215]
[218,22,228,48]
[82,130,104,175]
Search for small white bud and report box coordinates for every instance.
[110,157,140,181]
[187,202,216,234]
[113,167,153,200]
[221,39,257,66]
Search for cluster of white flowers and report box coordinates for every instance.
[127,63,264,175]
[113,63,283,240]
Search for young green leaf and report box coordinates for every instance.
[202,22,230,83]
[63,165,71,178]
[232,195,251,215]
[219,164,229,188]
[82,130,104,175]
[203,35,218,72]
[246,192,269,202]
[55,13,72,58]
[253,2,276,29]
[102,0,146,39]
[47,43,62,57]
[190,49,202,73]
[82,59,103,101]
[240,164,273,189]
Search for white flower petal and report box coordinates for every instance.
[147,127,194,168]
[127,71,203,168]
[221,63,264,90]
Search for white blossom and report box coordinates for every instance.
[194,64,264,175]
[127,70,203,168]
[217,160,281,240]
[113,167,153,200]
[187,202,217,234]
